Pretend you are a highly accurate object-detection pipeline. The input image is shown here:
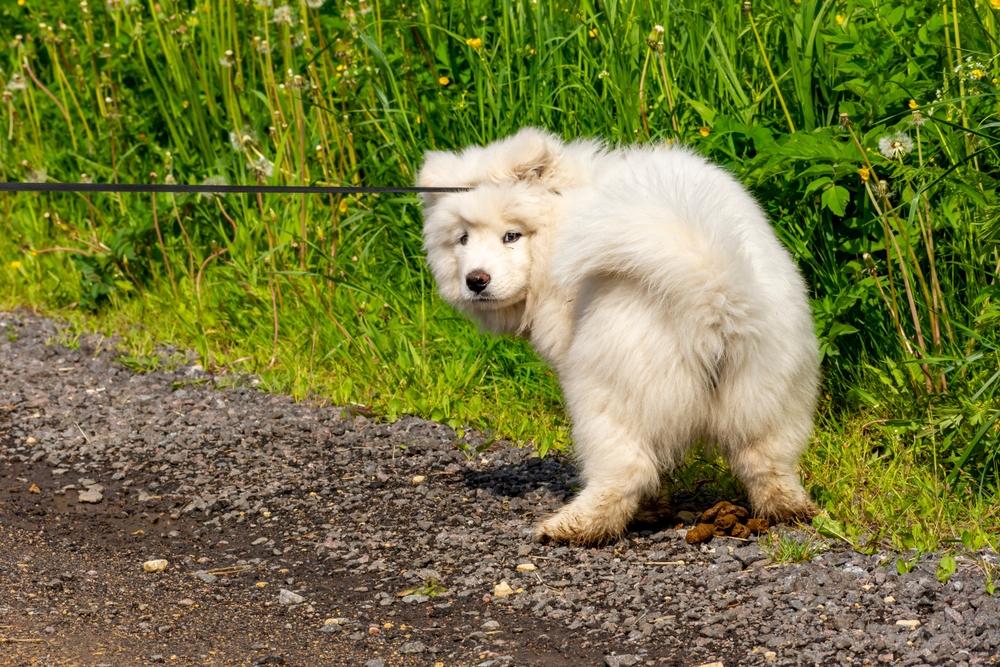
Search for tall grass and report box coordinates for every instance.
[1,0,998,549]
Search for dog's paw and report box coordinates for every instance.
[534,507,625,546]
[755,497,818,525]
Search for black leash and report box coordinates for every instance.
[0,182,469,195]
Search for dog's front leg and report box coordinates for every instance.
[535,410,660,545]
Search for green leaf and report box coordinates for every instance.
[821,185,850,216]
[935,554,957,584]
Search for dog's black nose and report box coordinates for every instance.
[466,270,491,294]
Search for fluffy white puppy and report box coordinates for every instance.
[418,128,819,545]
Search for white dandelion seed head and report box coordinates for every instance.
[5,74,27,92]
[653,24,664,33]
[229,130,257,151]
[25,168,48,183]
[306,0,325,7]
[272,5,295,25]
[249,156,274,179]
[877,132,914,160]
[200,175,229,200]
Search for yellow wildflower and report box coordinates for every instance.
[698,126,710,137]
[588,28,598,38]
[970,68,985,80]
[438,76,450,86]
[17,0,25,5]
[835,14,845,26]
[992,0,1000,9]
[908,99,918,110]
[858,167,870,182]
[9,260,22,270]
[465,37,482,49]
[338,199,348,214]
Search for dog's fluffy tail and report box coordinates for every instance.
[553,198,760,383]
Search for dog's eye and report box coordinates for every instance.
[503,231,522,244]
[458,232,469,246]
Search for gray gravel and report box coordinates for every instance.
[1,310,998,666]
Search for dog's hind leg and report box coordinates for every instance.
[724,426,817,524]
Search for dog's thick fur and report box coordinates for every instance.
[418,128,819,545]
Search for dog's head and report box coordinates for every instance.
[417,128,563,331]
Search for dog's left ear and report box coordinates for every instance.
[416,150,462,207]
[502,128,560,183]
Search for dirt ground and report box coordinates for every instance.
[0,460,596,666]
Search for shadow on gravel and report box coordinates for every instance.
[461,455,578,500]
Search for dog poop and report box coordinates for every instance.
[685,523,715,544]
[684,501,769,545]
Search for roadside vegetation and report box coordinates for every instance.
[1,0,998,552]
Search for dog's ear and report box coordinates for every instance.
[416,150,463,207]
[502,128,561,183]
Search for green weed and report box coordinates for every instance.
[761,530,828,564]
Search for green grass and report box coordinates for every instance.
[760,530,828,564]
[1,0,999,552]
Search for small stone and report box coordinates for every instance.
[482,619,501,630]
[365,660,385,667]
[411,475,426,485]
[177,598,195,607]
[763,652,777,662]
[28,483,40,494]
[515,563,537,573]
[278,589,304,605]
[192,571,217,584]
[696,663,725,667]
[604,654,640,667]
[493,581,514,598]
[77,488,104,503]
[398,641,426,654]
[252,537,268,546]
[142,559,169,573]
[944,606,963,624]
[895,619,920,629]
[883,595,895,604]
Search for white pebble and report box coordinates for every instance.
[142,559,169,573]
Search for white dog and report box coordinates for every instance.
[418,128,819,544]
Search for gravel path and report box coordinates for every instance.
[1,310,997,666]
